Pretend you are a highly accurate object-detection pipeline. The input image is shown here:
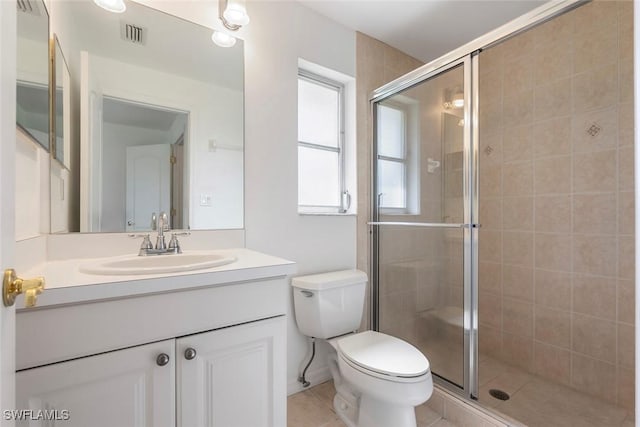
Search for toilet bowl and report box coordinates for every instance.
[291,270,434,427]
[330,331,433,427]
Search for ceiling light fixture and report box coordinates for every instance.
[211,30,237,48]
[452,91,464,109]
[443,87,464,110]
[212,0,249,48]
[222,0,250,27]
[93,0,126,13]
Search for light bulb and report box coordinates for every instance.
[452,92,464,109]
[93,0,126,13]
[211,30,237,48]
[223,0,250,26]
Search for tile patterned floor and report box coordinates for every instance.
[477,354,636,427]
[288,356,636,427]
[287,380,456,427]
[416,332,636,427]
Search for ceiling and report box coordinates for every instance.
[103,97,186,131]
[57,0,244,91]
[297,0,547,63]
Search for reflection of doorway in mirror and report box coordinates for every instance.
[171,137,185,230]
[99,96,188,232]
[125,144,171,232]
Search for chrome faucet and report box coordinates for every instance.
[130,211,190,256]
[155,212,168,251]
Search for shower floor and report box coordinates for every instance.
[420,339,635,427]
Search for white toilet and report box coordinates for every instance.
[291,270,433,427]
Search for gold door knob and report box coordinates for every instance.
[3,269,45,308]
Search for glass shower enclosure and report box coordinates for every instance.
[370,1,635,424]
[371,57,479,396]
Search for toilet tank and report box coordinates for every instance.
[291,270,367,339]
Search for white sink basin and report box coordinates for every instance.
[79,252,237,275]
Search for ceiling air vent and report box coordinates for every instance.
[16,0,41,15]
[121,22,146,46]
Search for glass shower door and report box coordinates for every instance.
[371,57,476,394]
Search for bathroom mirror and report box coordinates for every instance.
[16,0,50,150]
[52,0,244,233]
[53,36,71,169]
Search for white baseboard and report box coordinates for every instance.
[287,365,332,396]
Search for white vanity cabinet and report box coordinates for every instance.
[15,259,293,427]
[17,316,285,427]
[178,316,285,427]
[16,340,176,427]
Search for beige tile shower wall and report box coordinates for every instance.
[478,1,634,410]
[355,32,423,331]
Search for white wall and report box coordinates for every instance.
[50,159,71,233]
[243,2,357,393]
[15,30,51,239]
[15,128,49,240]
[17,33,48,85]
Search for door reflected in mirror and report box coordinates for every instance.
[101,97,187,232]
[52,0,244,233]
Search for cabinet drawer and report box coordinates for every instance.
[17,277,288,370]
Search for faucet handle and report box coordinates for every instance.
[141,234,153,250]
[168,234,181,253]
[129,233,153,250]
[168,232,190,254]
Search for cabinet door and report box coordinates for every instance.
[16,340,175,427]
[178,316,286,427]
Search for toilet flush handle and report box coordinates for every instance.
[300,290,314,298]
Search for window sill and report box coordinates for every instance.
[298,212,357,217]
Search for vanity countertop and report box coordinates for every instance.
[19,248,296,309]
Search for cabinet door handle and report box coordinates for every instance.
[184,347,197,360]
[156,353,170,366]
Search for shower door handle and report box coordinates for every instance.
[367,222,466,228]
[367,222,481,229]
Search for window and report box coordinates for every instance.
[297,70,350,214]
[377,104,408,210]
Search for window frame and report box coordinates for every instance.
[297,69,349,214]
[377,102,410,213]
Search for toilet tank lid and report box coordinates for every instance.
[291,270,368,291]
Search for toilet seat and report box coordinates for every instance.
[337,331,430,382]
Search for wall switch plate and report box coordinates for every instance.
[200,193,213,206]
